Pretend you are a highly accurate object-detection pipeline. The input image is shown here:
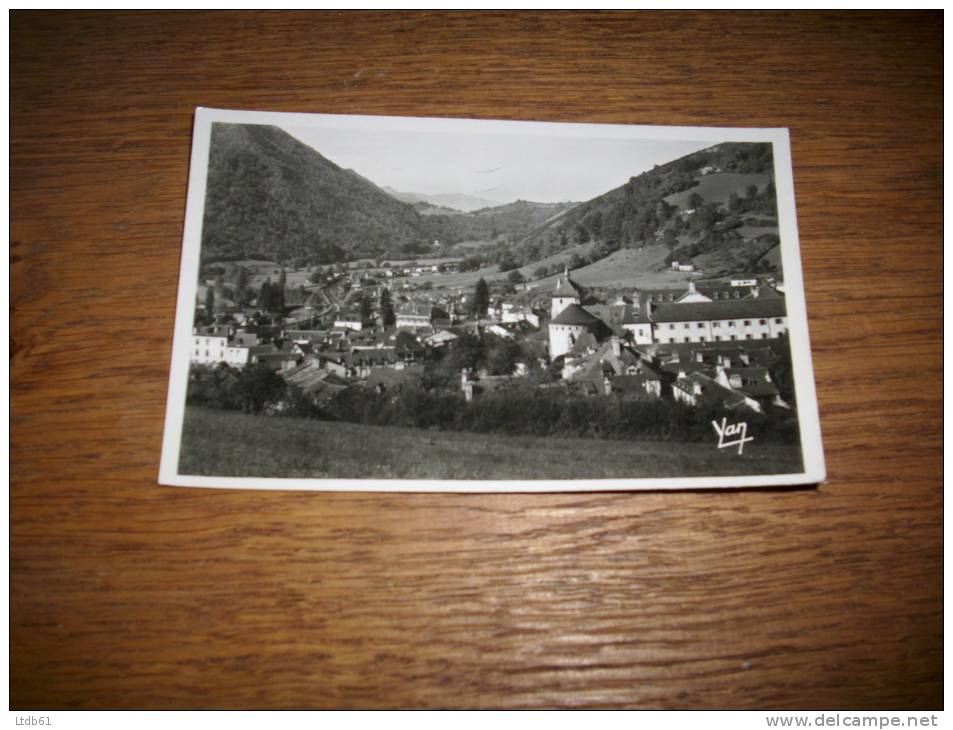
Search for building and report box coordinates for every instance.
[672,371,761,412]
[501,305,540,328]
[334,310,366,332]
[548,303,606,360]
[395,303,450,329]
[550,269,583,320]
[190,325,230,365]
[649,298,787,344]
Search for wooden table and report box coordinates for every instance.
[11,11,942,709]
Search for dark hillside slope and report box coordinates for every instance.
[200,123,430,263]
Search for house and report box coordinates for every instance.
[425,329,459,348]
[190,325,230,365]
[715,365,788,410]
[349,347,398,378]
[248,344,301,372]
[487,323,515,339]
[672,371,761,412]
[395,303,450,329]
[649,298,788,345]
[670,261,695,272]
[674,280,711,304]
[605,372,662,399]
[224,345,251,368]
[394,330,427,365]
[334,310,366,332]
[316,350,351,378]
[283,360,350,405]
[501,305,540,328]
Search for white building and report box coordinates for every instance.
[334,312,365,331]
[550,270,583,320]
[502,306,540,328]
[224,346,250,367]
[190,326,229,365]
[649,299,788,345]
[548,303,604,360]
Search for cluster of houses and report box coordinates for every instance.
[546,269,791,412]
[190,263,791,416]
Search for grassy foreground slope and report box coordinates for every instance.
[179,407,803,481]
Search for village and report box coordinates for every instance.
[188,257,794,420]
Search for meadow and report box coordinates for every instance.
[178,406,803,481]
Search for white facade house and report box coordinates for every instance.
[622,318,654,346]
[190,328,229,365]
[502,306,540,328]
[334,313,365,331]
[224,346,250,367]
[650,299,788,345]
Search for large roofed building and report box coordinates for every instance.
[548,303,605,360]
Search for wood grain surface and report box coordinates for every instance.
[11,11,942,709]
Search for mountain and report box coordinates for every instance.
[383,187,500,212]
[200,126,778,279]
[507,142,781,278]
[200,123,433,264]
[422,199,578,248]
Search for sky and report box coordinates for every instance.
[285,124,717,205]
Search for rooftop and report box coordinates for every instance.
[551,303,603,327]
[650,298,787,323]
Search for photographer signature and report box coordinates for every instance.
[711,417,754,455]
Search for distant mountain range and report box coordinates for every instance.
[200,124,780,278]
[382,187,501,213]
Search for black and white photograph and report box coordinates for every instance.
[159,108,824,490]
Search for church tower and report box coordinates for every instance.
[551,266,582,320]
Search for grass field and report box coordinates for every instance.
[664,172,771,209]
[178,407,803,481]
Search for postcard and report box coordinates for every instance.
[159,108,825,491]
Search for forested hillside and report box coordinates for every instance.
[508,142,781,277]
[200,124,432,264]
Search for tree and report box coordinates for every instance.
[234,364,286,413]
[534,266,548,280]
[379,288,396,328]
[259,278,275,311]
[498,253,518,272]
[212,272,226,307]
[233,266,248,304]
[688,192,704,209]
[507,269,525,286]
[359,293,373,323]
[486,337,521,376]
[204,285,215,324]
[745,184,759,200]
[471,278,490,318]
